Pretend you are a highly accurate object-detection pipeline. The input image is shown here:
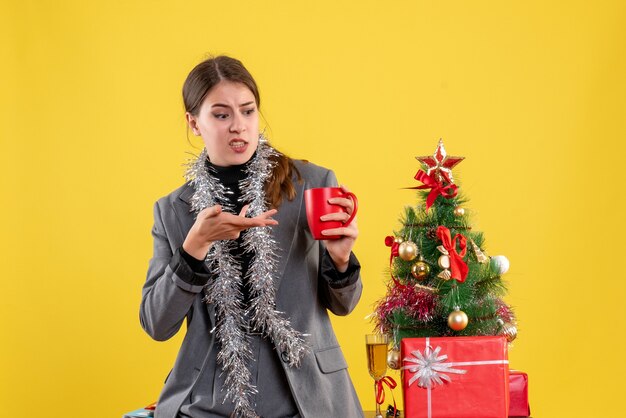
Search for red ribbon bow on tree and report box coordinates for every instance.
[376,375,397,416]
[410,170,458,211]
[384,236,399,263]
[385,236,406,288]
[436,226,469,282]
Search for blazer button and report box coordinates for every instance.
[281,351,290,363]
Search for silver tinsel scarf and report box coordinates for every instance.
[185,139,308,418]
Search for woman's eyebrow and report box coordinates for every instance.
[211,101,254,109]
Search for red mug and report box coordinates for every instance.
[304,187,358,240]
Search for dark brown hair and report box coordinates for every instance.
[182,55,301,208]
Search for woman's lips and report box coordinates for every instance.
[229,139,248,153]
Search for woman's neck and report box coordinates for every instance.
[205,157,252,189]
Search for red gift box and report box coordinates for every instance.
[508,371,530,417]
[401,336,509,418]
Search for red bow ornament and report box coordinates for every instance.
[436,226,469,282]
[385,236,399,264]
[410,170,458,211]
[385,236,405,288]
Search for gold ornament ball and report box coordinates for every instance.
[501,322,517,342]
[394,237,404,244]
[387,348,401,370]
[448,310,469,331]
[411,261,430,279]
[398,241,418,261]
[453,207,466,217]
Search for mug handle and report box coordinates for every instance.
[342,192,358,226]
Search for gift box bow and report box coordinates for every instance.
[403,345,467,388]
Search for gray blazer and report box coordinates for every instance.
[140,161,364,418]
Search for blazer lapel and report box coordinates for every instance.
[271,180,304,292]
[172,184,196,246]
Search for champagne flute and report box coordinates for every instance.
[365,334,389,418]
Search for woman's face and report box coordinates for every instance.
[187,80,259,167]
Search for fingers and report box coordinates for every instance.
[253,211,279,226]
[331,185,356,213]
[320,212,351,223]
[261,218,279,226]
[223,210,279,229]
[200,205,222,218]
[239,206,277,220]
[258,208,278,219]
[241,216,278,227]
[327,197,354,213]
[321,225,359,239]
[242,208,279,226]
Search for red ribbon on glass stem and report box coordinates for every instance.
[409,170,458,211]
[436,226,469,282]
[376,375,397,417]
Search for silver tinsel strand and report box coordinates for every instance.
[185,139,309,418]
[240,143,308,367]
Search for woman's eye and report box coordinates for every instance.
[243,108,256,116]
[213,113,229,120]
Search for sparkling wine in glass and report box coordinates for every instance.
[365,334,389,418]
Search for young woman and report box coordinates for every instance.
[140,56,364,418]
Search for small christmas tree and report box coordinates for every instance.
[374,140,517,366]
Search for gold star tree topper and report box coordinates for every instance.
[415,139,465,184]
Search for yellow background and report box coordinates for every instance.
[2,1,625,417]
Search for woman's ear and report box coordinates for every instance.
[185,112,201,136]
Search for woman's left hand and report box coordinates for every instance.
[320,185,359,273]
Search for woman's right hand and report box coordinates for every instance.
[182,204,278,260]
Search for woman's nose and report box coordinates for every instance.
[229,113,246,133]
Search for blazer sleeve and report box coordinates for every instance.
[318,247,363,316]
[316,169,363,316]
[139,201,210,341]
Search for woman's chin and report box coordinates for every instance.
[226,152,252,166]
